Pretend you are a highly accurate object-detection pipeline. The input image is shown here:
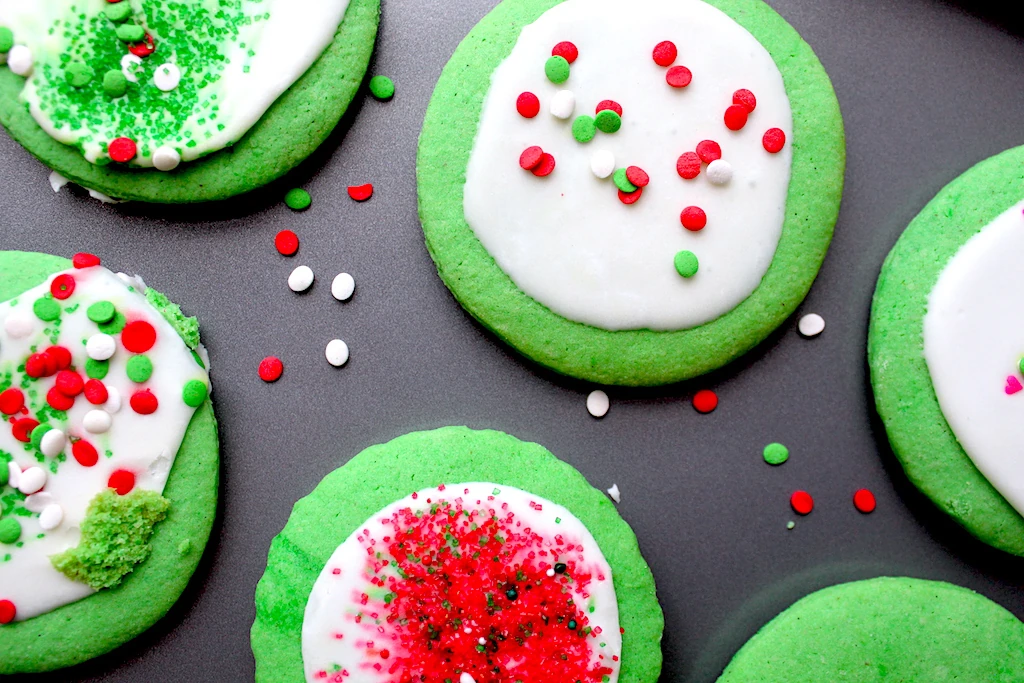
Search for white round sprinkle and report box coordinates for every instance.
[288,265,315,293]
[83,410,113,434]
[7,45,33,76]
[39,504,64,531]
[590,150,615,179]
[706,159,734,185]
[331,272,355,301]
[477,637,486,645]
[121,53,143,82]
[606,483,621,503]
[549,89,575,119]
[39,429,66,458]
[7,462,20,490]
[153,63,182,91]
[24,492,54,514]
[152,146,181,172]
[586,389,609,418]
[17,466,47,495]
[325,339,350,367]
[460,674,476,683]
[4,310,35,339]
[798,313,826,338]
[105,387,123,414]
[546,568,556,577]
[86,333,116,360]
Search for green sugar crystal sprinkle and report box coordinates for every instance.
[126,355,154,383]
[65,63,95,89]
[674,250,699,278]
[51,488,170,590]
[0,26,14,53]
[87,300,116,324]
[0,518,22,545]
[572,115,596,144]
[595,110,621,134]
[545,55,570,84]
[612,168,637,193]
[116,24,146,43]
[103,70,128,98]
[85,358,110,380]
[33,297,61,322]
[99,311,127,335]
[763,442,790,466]
[182,379,208,407]
[104,2,133,23]
[369,75,395,101]
[285,188,312,211]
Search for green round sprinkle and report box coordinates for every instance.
[0,27,15,54]
[0,518,21,545]
[85,358,110,380]
[571,115,596,144]
[103,69,128,98]
[786,521,796,530]
[116,24,145,43]
[763,442,790,466]
[612,168,637,193]
[674,250,699,278]
[545,55,570,84]
[368,75,395,101]
[98,311,127,335]
[182,380,208,407]
[594,110,622,134]
[0,462,8,487]
[104,2,133,23]
[30,423,51,449]
[65,62,94,88]
[126,355,154,383]
[87,300,116,324]
[1019,357,1024,375]
[285,188,311,211]
[33,297,60,322]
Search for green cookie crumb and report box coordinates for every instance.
[146,288,200,350]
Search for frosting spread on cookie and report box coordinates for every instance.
[0,262,208,621]
[924,199,1024,517]
[463,0,792,331]
[0,0,349,168]
[302,482,621,683]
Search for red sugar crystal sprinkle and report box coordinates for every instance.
[46,386,75,412]
[696,140,722,164]
[531,152,556,177]
[84,379,109,405]
[259,356,284,383]
[618,187,643,205]
[652,40,678,67]
[275,230,299,256]
[665,65,692,88]
[680,206,707,232]
[50,274,76,300]
[595,100,622,116]
[128,33,156,57]
[693,389,718,414]
[45,346,72,370]
[130,389,159,415]
[625,166,649,188]
[790,490,814,515]
[108,137,137,163]
[72,440,100,467]
[732,89,757,113]
[724,104,748,131]
[516,92,540,118]
[348,184,373,202]
[853,489,877,514]
[0,388,25,415]
[72,253,101,269]
[0,600,15,625]
[552,41,578,64]
[519,145,544,171]
[108,469,136,495]
[12,418,39,443]
[121,320,157,353]
[763,128,787,153]
[55,370,84,397]
[676,152,701,179]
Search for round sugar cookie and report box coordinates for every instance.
[717,577,1024,681]
[869,146,1024,556]
[251,426,663,683]
[0,0,379,203]
[0,251,219,673]
[417,0,844,386]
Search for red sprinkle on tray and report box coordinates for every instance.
[790,490,814,515]
[693,389,718,414]
[275,230,299,256]
[259,356,284,383]
[347,184,373,202]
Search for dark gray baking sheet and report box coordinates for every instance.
[2,0,1024,680]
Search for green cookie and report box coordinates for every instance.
[868,145,1024,557]
[0,251,219,673]
[718,577,1024,681]
[417,0,844,386]
[251,426,663,682]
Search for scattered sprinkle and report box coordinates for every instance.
[519,145,545,170]
[692,388,718,413]
[853,489,876,513]
[550,90,576,119]
[331,273,356,301]
[152,146,180,171]
[259,356,284,383]
[595,100,622,116]
[516,91,540,118]
[798,313,825,337]
[790,490,814,515]
[724,104,748,131]
[676,152,701,180]
[625,166,649,188]
[153,63,181,91]
[1005,376,1022,395]
[618,187,642,205]
[732,89,757,113]
[706,159,733,185]
[763,443,789,465]
[594,109,621,134]
[696,140,722,164]
[665,65,692,88]
[275,229,300,256]
[786,521,795,530]
[348,183,373,202]
[680,206,707,231]
[369,75,396,101]
[606,484,621,503]
[763,128,787,153]
[285,188,312,211]
[572,115,596,143]
[612,168,637,193]
[652,41,677,67]
[288,265,315,293]
[531,153,556,177]
[108,137,137,163]
[545,55,570,84]
[325,339,350,367]
[590,150,615,179]
[674,250,699,278]
[586,390,609,418]
[551,41,578,64]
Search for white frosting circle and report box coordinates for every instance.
[153,63,182,92]
[152,146,182,172]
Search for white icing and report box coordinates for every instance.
[606,483,621,503]
[302,483,621,683]
[0,265,209,620]
[924,199,1024,517]
[463,0,793,331]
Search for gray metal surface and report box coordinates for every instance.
[2,0,1024,680]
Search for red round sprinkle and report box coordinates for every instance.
[680,206,707,231]
[25,352,57,379]
[853,489,877,513]
[531,152,556,177]
[275,230,299,256]
[45,346,72,370]
[108,137,138,163]
[763,127,787,153]
[693,389,718,414]
[665,65,692,88]
[55,370,84,396]
[121,320,156,353]
[724,104,748,131]
[696,140,722,164]
[595,99,622,117]
[130,389,159,415]
[0,600,15,625]
[625,166,649,188]
[72,439,99,467]
[12,418,39,443]
[72,252,101,269]
[519,145,544,171]
[0,388,25,415]
[128,33,155,57]
[790,490,814,515]
[46,386,74,411]
[50,274,76,300]
[551,41,578,64]
[108,469,136,495]
[652,40,677,67]
[516,91,540,118]
[676,152,701,179]
[84,379,109,405]
[259,356,284,383]
[732,89,757,113]
[348,184,373,202]
[618,187,643,205]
